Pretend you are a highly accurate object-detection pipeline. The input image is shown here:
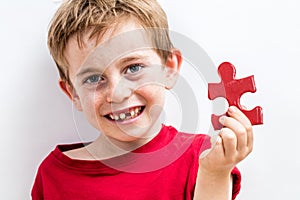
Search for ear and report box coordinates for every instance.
[59,79,83,111]
[164,49,182,89]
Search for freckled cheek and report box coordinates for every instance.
[137,85,166,108]
[80,93,103,116]
[79,95,106,131]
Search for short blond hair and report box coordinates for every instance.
[48,0,173,82]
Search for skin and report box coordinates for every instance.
[59,17,253,199]
[194,106,253,200]
[60,17,182,159]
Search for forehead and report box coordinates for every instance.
[64,17,155,76]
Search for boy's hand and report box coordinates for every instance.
[200,105,253,176]
[193,106,253,200]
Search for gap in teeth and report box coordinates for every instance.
[109,106,142,121]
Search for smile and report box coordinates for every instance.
[105,106,145,122]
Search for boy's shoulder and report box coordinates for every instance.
[36,143,86,170]
[62,144,94,160]
[36,125,210,172]
[171,127,211,156]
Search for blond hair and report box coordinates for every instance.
[48,0,173,82]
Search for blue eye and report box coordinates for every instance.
[84,74,102,84]
[126,64,143,74]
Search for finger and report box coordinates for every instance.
[199,148,211,159]
[227,106,253,148]
[247,128,254,152]
[228,106,252,128]
[219,116,247,151]
[211,134,224,147]
[210,134,225,154]
[200,136,223,160]
[210,134,220,147]
[219,127,237,158]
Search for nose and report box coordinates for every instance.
[106,77,133,103]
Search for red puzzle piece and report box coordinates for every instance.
[208,62,263,130]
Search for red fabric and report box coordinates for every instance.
[32,125,241,200]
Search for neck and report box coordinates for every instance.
[86,122,162,160]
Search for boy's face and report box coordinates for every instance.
[61,18,181,143]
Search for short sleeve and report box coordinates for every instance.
[231,167,241,200]
[31,168,44,200]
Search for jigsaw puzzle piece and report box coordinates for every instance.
[208,62,263,130]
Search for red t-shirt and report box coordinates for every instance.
[32,125,241,199]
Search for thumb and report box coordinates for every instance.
[199,148,212,159]
[199,135,222,159]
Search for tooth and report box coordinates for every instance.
[114,114,119,120]
[135,107,139,113]
[130,110,135,117]
[119,113,126,120]
[109,114,114,120]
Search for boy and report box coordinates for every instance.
[32,0,253,199]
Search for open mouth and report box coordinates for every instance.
[105,106,145,122]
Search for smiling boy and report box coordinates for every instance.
[32,0,253,199]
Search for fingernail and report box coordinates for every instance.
[228,106,236,113]
[219,116,226,124]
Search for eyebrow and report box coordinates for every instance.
[76,67,102,78]
[76,54,149,78]
[116,54,149,65]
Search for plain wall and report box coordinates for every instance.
[1,0,299,199]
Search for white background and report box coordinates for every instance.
[0,0,299,199]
